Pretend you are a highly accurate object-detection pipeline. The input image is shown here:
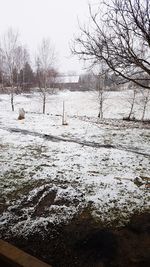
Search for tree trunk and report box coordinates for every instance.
[100,99,103,119]
[2,74,4,91]
[62,101,65,125]
[128,90,136,119]
[11,91,14,111]
[98,91,103,119]
[141,103,146,121]
[17,72,19,90]
[43,94,46,114]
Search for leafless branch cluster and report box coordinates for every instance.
[36,39,58,114]
[72,0,150,89]
[0,29,58,112]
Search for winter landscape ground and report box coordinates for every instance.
[0,90,150,266]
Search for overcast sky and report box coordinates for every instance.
[0,0,97,73]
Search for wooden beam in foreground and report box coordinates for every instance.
[0,239,52,267]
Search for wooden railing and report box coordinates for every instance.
[0,239,52,267]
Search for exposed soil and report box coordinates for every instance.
[3,211,150,267]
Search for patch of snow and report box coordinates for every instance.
[0,90,150,237]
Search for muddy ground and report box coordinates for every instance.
[2,211,150,267]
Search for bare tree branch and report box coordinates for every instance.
[72,0,150,89]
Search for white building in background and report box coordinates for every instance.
[54,75,80,90]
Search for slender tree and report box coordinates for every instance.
[139,89,150,120]
[14,46,30,90]
[1,28,19,110]
[0,47,5,91]
[125,88,137,120]
[36,38,56,114]
[96,71,109,119]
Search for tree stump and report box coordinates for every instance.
[18,108,25,120]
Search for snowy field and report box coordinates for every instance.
[0,90,150,238]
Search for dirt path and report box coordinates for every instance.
[1,126,150,158]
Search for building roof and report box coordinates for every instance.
[56,75,79,84]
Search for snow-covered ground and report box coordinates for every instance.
[0,90,150,237]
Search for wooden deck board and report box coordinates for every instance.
[0,239,52,267]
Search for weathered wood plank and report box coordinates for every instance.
[0,239,52,267]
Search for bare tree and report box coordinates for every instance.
[128,89,137,120]
[47,68,59,93]
[14,46,30,90]
[96,72,109,119]
[0,47,5,91]
[138,89,150,120]
[123,87,137,120]
[72,0,150,89]
[1,28,19,111]
[36,38,56,114]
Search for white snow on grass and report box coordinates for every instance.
[0,90,150,237]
